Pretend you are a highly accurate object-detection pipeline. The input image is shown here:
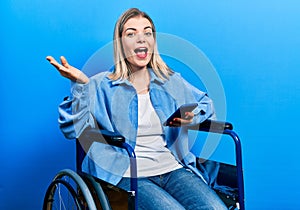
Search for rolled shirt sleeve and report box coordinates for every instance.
[58,81,95,139]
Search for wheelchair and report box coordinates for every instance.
[43,119,245,210]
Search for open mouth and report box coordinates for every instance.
[134,47,148,59]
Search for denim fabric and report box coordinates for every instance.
[58,68,216,186]
[117,167,227,210]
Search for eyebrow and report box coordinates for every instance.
[124,26,152,32]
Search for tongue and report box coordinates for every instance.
[136,51,147,59]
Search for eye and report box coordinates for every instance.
[145,31,153,37]
[127,32,135,38]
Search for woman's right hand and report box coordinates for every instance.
[46,56,89,84]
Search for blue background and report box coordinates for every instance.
[1,0,299,209]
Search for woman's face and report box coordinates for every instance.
[121,16,155,72]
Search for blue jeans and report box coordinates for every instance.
[117,167,227,210]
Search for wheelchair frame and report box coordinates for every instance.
[43,119,245,210]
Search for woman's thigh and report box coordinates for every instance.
[117,177,185,210]
[163,168,228,210]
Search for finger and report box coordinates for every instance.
[173,117,192,125]
[46,56,63,70]
[46,55,54,62]
[46,56,57,65]
[172,118,182,126]
[168,120,179,127]
[184,112,194,120]
[170,119,184,127]
[60,56,70,68]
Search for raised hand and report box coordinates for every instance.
[46,56,89,84]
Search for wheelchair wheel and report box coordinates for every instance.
[81,173,112,210]
[43,169,97,210]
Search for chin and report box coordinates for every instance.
[135,60,151,67]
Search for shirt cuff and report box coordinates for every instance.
[71,81,89,98]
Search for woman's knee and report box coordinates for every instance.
[137,179,185,210]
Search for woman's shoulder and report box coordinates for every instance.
[164,71,197,91]
[167,71,185,83]
[90,71,111,81]
[89,71,113,86]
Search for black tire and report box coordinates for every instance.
[43,169,97,210]
[43,179,82,210]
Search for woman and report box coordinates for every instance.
[47,8,227,210]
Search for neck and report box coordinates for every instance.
[130,67,150,94]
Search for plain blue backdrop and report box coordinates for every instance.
[1,0,299,209]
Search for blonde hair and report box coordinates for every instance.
[109,8,173,81]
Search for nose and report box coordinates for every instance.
[136,33,146,43]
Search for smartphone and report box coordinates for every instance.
[163,103,198,126]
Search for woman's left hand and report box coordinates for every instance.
[169,112,194,126]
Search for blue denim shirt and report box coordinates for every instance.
[58,68,216,186]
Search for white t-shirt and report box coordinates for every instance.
[124,93,182,177]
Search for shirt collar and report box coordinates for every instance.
[110,68,165,86]
[111,78,130,86]
[149,68,165,84]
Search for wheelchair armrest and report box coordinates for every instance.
[76,128,126,172]
[187,119,233,133]
[79,128,135,159]
[79,128,125,146]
